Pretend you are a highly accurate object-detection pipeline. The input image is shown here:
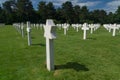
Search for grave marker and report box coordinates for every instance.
[111,24,118,36]
[44,19,56,71]
[26,21,32,46]
[82,23,89,40]
[89,24,94,34]
[21,23,24,37]
[63,23,69,35]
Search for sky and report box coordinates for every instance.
[0,0,120,13]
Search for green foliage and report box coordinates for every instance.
[62,1,75,24]
[79,6,89,23]
[0,6,5,23]
[46,2,56,19]
[37,1,47,23]
[16,0,35,22]
[107,12,115,23]
[115,6,120,23]
[0,1,120,24]
[38,1,56,23]
[2,0,16,24]
[73,5,81,23]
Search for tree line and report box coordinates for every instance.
[0,0,120,24]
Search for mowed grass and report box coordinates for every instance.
[0,25,120,80]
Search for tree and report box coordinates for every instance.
[107,12,115,23]
[115,6,120,23]
[0,0,118,24]
[73,5,81,23]
[38,1,47,23]
[46,2,56,19]
[89,10,107,24]
[79,6,89,23]
[0,6,4,23]
[56,7,66,23]
[16,0,35,22]
[38,2,56,23]
[2,0,16,24]
[62,1,75,24]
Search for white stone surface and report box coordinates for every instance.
[21,23,24,37]
[27,21,31,46]
[44,20,56,39]
[62,23,69,35]
[111,24,118,36]
[82,23,89,40]
[46,38,54,71]
[44,19,56,71]
[89,24,94,34]
[103,24,119,37]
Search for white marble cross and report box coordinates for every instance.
[76,24,80,32]
[21,23,24,37]
[26,21,32,46]
[82,23,89,40]
[111,24,119,36]
[89,24,94,34]
[63,23,69,35]
[109,24,112,32]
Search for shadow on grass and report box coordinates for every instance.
[31,37,35,39]
[114,34,120,37]
[32,43,46,46]
[55,62,89,72]
[87,37,97,40]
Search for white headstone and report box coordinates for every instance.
[21,23,24,37]
[26,21,32,46]
[89,24,94,34]
[112,24,118,36]
[76,24,79,32]
[44,19,56,71]
[82,23,89,40]
[109,24,112,32]
[63,23,69,35]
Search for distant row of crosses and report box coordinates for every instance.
[13,19,120,71]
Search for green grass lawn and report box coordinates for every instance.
[0,25,120,80]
